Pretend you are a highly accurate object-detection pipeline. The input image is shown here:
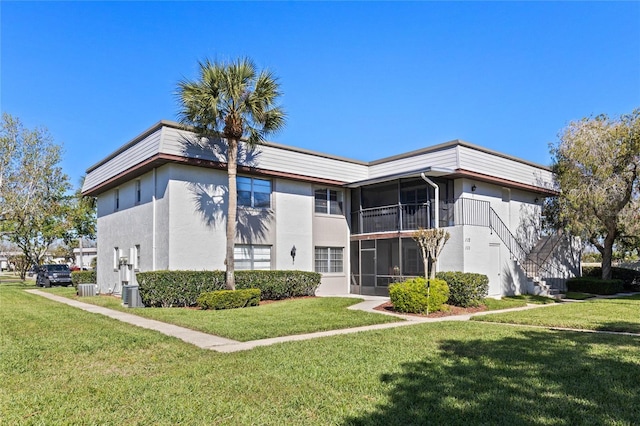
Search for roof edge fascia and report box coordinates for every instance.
[86,120,369,175]
[370,139,552,171]
[85,120,181,173]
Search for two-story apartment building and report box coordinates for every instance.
[82,121,580,297]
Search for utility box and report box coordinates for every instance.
[122,284,133,305]
[123,285,144,308]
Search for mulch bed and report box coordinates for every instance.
[373,301,487,318]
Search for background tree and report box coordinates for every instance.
[177,58,286,290]
[64,176,97,268]
[0,113,73,279]
[50,244,75,263]
[66,177,97,243]
[548,109,639,280]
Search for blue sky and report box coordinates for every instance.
[2,1,639,188]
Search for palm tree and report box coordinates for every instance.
[178,58,286,290]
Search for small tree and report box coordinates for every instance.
[412,227,450,314]
[413,228,450,280]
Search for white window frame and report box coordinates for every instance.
[315,247,344,273]
[113,247,120,270]
[314,188,344,215]
[134,244,140,271]
[234,245,272,270]
[237,176,272,208]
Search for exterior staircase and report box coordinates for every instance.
[523,234,564,297]
[488,207,563,297]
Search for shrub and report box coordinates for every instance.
[71,270,97,288]
[566,277,624,295]
[137,271,225,307]
[197,289,261,310]
[235,270,320,300]
[582,266,640,291]
[137,270,321,307]
[436,271,489,307]
[389,277,449,314]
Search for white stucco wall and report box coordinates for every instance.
[273,179,313,271]
[312,198,351,295]
[95,174,156,294]
[438,224,529,297]
[166,165,229,270]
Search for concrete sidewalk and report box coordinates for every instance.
[26,290,560,353]
[26,290,239,350]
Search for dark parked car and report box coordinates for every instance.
[36,264,73,287]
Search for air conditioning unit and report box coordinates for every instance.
[123,285,144,308]
[77,283,96,297]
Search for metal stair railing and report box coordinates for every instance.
[526,232,564,280]
[488,207,538,278]
[453,198,563,288]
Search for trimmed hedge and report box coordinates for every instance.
[197,289,261,310]
[566,277,624,295]
[436,271,489,308]
[235,270,320,300]
[389,277,449,314]
[71,271,97,287]
[582,266,640,291]
[137,270,321,307]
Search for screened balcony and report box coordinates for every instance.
[350,198,490,235]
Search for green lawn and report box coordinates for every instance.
[2,280,640,424]
[43,286,401,341]
[482,294,558,310]
[474,295,640,333]
[563,291,597,300]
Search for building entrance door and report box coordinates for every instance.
[360,248,376,295]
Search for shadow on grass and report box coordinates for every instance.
[344,329,640,425]
[595,321,640,334]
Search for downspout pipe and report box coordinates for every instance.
[420,172,439,229]
[152,167,157,271]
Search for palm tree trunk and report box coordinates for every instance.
[225,139,238,290]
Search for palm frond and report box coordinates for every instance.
[176,56,286,145]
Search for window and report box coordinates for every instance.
[113,247,120,270]
[134,244,141,270]
[135,180,141,204]
[114,188,120,211]
[234,245,271,270]
[315,247,344,273]
[315,188,343,215]
[238,177,271,208]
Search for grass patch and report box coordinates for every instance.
[563,291,596,300]
[483,297,527,310]
[43,287,400,341]
[504,294,559,304]
[482,294,556,311]
[474,295,640,333]
[2,282,640,425]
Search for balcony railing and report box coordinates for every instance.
[351,198,490,234]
